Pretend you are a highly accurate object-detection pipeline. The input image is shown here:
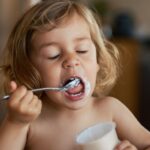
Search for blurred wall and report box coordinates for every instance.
[91,0,150,37]
[0,0,39,53]
[108,0,150,36]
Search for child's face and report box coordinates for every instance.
[30,13,99,109]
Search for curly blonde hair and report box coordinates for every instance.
[0,0,120,96]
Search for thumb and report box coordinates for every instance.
[9,81,18,93]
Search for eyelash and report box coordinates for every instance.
[48,50,88,60]
[76,50,88,53]
[48,54,60,60]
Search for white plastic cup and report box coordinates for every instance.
[76,122,120,150]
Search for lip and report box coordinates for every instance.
[64,91,85,101]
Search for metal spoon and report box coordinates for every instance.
[1,78,80,100]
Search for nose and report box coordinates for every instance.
[62,53,80,69]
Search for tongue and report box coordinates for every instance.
[67,83,83,94]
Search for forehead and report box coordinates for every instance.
[50,13,90,36]
[31,13,91,46]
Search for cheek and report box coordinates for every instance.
[92,62,99,80]
[30,53,62,86]
[35,63,60,87]
[41,73,59,87]
[43,71,60,86]
[86,62,98,82]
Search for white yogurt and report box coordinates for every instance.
[83,78,91,97]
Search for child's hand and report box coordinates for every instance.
[6,81,42,125]
[115,140,137,150]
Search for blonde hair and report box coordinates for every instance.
[0,0,120,96]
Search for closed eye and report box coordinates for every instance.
[76,50,88,54]
[48,54,60,60]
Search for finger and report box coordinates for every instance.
[19,90,34,105]
[29,95,41,109]
[34,96,42,108]
[122,145,137,150]
[12,94,38,115]
[28,96,42,115]
[9,81,18,93]
[116,140,136,150]
[36,100,42,116]
[36,99,42,111]
[35,98,42,113]
[115,140,127,149]
[124,146,137,150]
[9,86,28,103]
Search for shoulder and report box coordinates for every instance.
[94,96,132,120]
[94,96,124,110]
[96,96,140,133]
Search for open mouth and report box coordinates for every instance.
[63,77,85,98]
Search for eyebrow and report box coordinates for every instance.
[74,37,91,42]
[39,37,91,50]
[39,42,58,51]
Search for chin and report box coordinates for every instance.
[64,96,91,111]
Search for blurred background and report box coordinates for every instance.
[0,0,150,130]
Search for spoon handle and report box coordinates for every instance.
[1,78,80,100]
[1,87,62,100]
